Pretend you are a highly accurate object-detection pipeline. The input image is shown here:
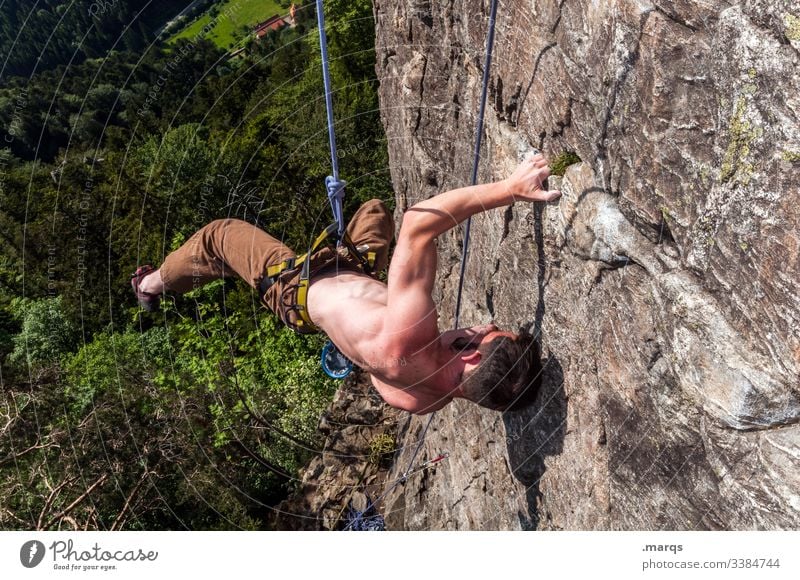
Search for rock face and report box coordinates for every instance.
[272,372,403,530]
[371,0,800,529]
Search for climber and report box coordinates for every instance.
[131,153,560,414]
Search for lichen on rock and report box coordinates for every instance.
[785,13,800,41]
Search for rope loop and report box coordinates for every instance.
[325,175,346,237]
[345,493,386,531]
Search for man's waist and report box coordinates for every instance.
[258,245,365,296]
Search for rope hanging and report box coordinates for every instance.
[316,0,346,237]
[453,0,499,329]
[315,0,353,380]
[345,0,500,530]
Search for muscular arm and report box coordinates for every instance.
[382,153,559,354]
[384,181,514,351]
[402,180,516,240]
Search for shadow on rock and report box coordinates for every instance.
[503,353,566,530]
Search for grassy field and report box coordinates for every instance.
[169,0,288,50]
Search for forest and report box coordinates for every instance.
[0,0,391,529]
[0,0,189,78]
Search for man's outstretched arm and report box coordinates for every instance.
[401,153,561,240]
[382,154,560,351]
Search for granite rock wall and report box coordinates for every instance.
[373,0,800,530]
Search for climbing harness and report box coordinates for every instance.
[344,0,501,530]
[259,222,376,335]
[259,223,375,378]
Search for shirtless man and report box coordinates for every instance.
[131,153,560,414]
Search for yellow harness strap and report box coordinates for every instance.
[262,222,376,333]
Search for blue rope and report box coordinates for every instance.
[345,493,386,531]
[343,2,500,531]
[454,0,500,328]
[316,0,346,238]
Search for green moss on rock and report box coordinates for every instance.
[550,151,582,176]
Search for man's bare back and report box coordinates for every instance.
[308,270,451,412]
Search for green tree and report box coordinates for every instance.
[0,0,391,530]
[9,296,78,367]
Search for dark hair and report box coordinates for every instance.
[460,333,541,412]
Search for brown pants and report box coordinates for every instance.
[160,199,394,331]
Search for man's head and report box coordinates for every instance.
[448,327,542,412]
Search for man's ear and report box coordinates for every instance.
[460,350,482,365]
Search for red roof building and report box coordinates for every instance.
[254,15,289,38]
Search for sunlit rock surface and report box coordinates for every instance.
[372,0,800,530]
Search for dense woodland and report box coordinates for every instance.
[0,0,392,529]
[0,0,190,79]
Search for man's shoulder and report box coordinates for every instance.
[380,323,442,359]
